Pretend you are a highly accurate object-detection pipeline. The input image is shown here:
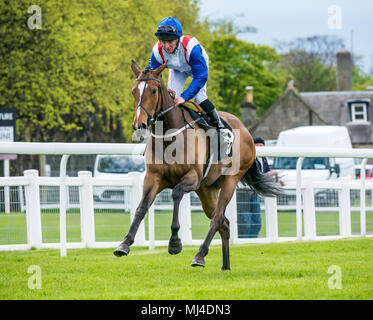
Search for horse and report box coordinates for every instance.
[113,60,281,270]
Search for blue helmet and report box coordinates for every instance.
[155,17,182,41]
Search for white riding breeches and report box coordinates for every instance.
[168,69,208,105]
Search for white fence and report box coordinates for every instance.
[0,142,372,256]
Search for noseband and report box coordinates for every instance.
[136,77,174,126]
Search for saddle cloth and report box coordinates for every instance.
[180,102,235,162]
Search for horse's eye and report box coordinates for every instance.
[152,89,157,95]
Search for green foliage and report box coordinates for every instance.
[0,0,286,142]
[273,35,345,93]
[0,0,205,142]
[206,35,284,117]
[353,66,373,91]
[276,50,337,92]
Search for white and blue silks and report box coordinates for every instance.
[149,36,209,105]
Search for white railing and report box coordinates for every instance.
[0,142,372,256]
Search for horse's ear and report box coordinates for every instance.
[131,60,141,77]
[153,62,167,77]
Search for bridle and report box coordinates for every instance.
[136,77,174,126]
[135,75,198,139]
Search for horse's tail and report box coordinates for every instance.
[240,159,283,198]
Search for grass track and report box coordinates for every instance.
[0,237,372,299]
[2,210,373,244]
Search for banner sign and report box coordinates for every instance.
[0,108,17,160]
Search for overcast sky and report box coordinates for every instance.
[199,0,373,73]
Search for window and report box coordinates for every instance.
[97,155,145,174]
[348,100,370,123]
[273,157,330,170]
[351,103,367,121]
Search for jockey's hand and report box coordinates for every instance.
[174,96,185,107]
[167,88,176,98]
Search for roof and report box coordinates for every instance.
[299,91,373,127]
[251,88,328,132]
[257,89,373,145]
[300,91,373,96]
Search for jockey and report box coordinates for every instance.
[149,17,227,134]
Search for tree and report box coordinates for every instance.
[0,0,208,173]
[206,34,284,117]
[275,35,344,92]
[353,66,373,91]
[0,0,206,144]
[1,0,288,150]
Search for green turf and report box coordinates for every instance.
[1,209,373,245]
[0,237,372,299]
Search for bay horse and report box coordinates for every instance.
[114,61,281,270]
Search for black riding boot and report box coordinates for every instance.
[200,99,225,130]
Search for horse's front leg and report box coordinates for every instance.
[168,170,199,255]
[114,175,161,257]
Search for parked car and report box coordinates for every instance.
[93,155,146,203]
[354,158,373,179]
[264,139,277,167]
[273,126,355,207]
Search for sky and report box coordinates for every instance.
[199,0,373,73]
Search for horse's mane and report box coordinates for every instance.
[142,66,152,75]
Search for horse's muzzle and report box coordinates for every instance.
[132,127,149,143]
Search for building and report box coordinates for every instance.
[242,49,373,148]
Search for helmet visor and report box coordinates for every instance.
[156,33,179,41]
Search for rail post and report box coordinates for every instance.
[225,189,238,244]
[148,203,155,251]
[360,158,368,236]
[129,172,146,246]
[78,171,95,247]
[338,177,351,238]
[4,159,10,214]
[59,155,69,256]
[179,193,192,245]
[264,197,278,242]
[24,170,42,249]
[296,157,304,239]
[303,178,316,240]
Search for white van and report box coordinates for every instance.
[272,126,355,206]
[93,155,146,203]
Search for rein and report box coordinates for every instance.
[136,76,197,139]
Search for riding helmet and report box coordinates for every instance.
[155,17,182,41]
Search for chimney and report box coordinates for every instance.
[245,86,253,103]
[240,86,256,129]
[336,48,353,91]
[287,80,295,90]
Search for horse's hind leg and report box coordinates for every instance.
[114,175,161,257]
[169,171,199,255]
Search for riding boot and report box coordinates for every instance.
[199,99,225,130]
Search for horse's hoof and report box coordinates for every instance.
[113,243,130,257]
[168,237,183,255]
[221,266,231,271]
[191,256,205,267]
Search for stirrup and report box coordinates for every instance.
[219,128,231,143]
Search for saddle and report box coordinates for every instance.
[180,101,235,165]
